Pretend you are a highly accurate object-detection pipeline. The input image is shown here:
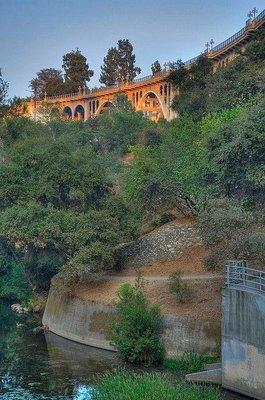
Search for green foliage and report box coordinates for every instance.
[89,95,148,154]
[148,212,173,230]
[164,352,218,374]
[29,68,65,98]
[0,117,138,298]
[198,200,265,269]
[169,56,213,120]
[100,47,120,86]
[151,60,162,75]
[100,39,141,86]
[169,270,193,303]
[109,282,165,366]
[91,370,221,400]
[0,68,8,105]
[62,48,94,92]
[205,97,265,202]
[169,26,265,119]
[123,117,202,217]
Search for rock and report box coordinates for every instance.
[11,303,29,314]
[33,325,49,334]
[33,305,41,313]
[16,322,25,328]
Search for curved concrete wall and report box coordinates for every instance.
[222,288,265,400]
[43,283,220,357]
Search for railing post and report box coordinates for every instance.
[226,262,230,288]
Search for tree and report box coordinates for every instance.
[0,118,138,297]
[168,56,213,120]
[62,48,94,92]
[109,280,164,366]
[100,47,120,86]
[116,39,141,83]
[29,68,65,99]
[0,68,8,105]
[151,60,162,75]
[6,97,29,117]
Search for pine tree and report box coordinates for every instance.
[62,48,94,92]
[151,60,162,75]
[99,47,120,86]
[117,39,141,83]
[0,68,8,105]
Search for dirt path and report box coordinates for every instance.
[105,273,223,282]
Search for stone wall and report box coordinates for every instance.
[43,283,220,357]
[222,288,265,400]
[117,220,201,269]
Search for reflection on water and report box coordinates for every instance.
[0,300,248,400]
[0,300,118,399]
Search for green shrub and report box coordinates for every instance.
[164,351,218,374]
[198,200,265,270]
[148,212,173,230]
[169,270,193,303]
[91,370,221,400]
[109,282,165,366]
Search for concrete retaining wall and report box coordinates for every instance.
[222,288,265,400]
[43,283,220,357]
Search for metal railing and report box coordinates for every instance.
[212,9,265,53]
[226,260,265,295]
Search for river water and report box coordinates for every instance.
[0,300,120,399]
[0,300,248,400]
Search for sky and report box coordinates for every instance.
[1,0,264,98]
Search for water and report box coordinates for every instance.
[0,300,119,399]
[0,300,248,400]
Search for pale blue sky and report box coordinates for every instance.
[1,0,264,98]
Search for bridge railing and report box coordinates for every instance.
[40,9,265,103]
[256,9,265,22]
[212,27,246,52]
[226,260,265,295]
[212,9,265,53]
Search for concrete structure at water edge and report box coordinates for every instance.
[29,9,265,122]
[187,261,265,400]
[42,281,220,357]
[222,262,265,400]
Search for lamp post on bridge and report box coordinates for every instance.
[247,7,258,20]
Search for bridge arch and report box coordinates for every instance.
[63,106,73,120]
[95,100,114,116]
[74,105,85,120]
[136,90,166,121]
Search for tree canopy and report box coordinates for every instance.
[29,68,65,99]
[151,60,162,75]
[62,48,94,92]
[100,39,141,86]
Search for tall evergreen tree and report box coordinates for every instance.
[151,60,162,75]
[117,39,141,83]
[62,48,94,92]
[100,47,120,87]
[0,69,8,105]
[29,68,65,99]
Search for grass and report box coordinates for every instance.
[91,370,221,400]
[164,351,219,374]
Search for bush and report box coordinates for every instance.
[109,281,165,366]
[198,200,265,270]
[91,370,221,400]
[148,212,173,230]
[164,351,218,374]
[169,270,193,303]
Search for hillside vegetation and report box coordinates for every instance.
[0,26,264,303]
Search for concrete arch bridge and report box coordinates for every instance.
[29,9,265,123]
[31,72,176,122]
